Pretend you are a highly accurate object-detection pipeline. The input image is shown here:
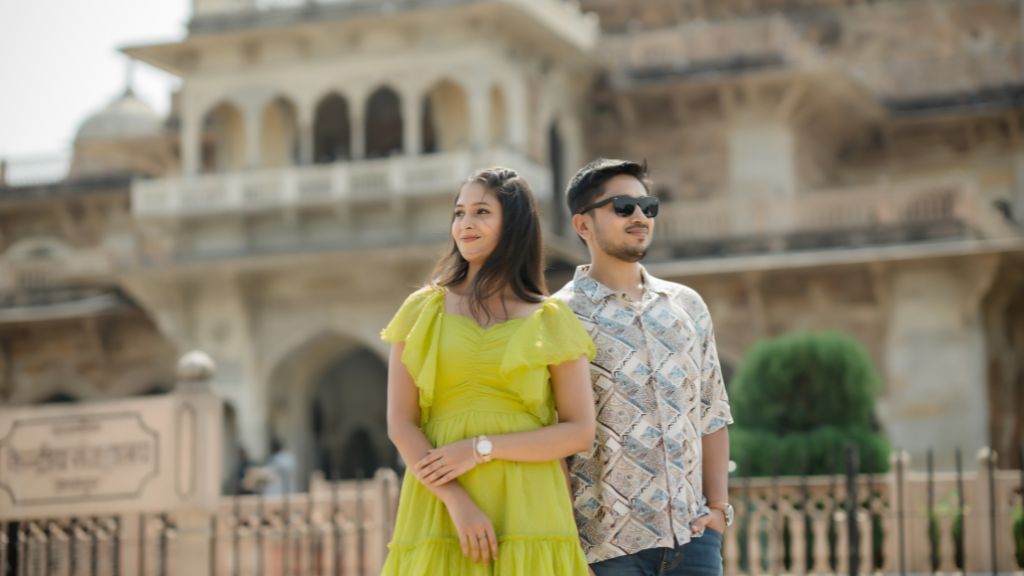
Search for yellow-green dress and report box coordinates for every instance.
[380,286,595,575]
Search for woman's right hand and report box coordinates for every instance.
[445,493,499,564]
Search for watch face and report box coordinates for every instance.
[725,505,734,526]
[478,439,493,455]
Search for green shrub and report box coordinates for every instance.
[1014,504,1023,568]
[730,331,890,477]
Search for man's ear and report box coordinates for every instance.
[572,213,591,242]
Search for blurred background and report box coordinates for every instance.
[1,0,1023,573]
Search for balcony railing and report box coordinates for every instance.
[132,149,552,219]
[859,46,1024,100]
[0,254,116,295]
[0,153,72,188]
[604,16,820,78]
[657,176,1018,252]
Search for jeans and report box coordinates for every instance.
[590,529,723,576]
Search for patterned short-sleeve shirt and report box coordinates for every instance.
[553,265,733,564]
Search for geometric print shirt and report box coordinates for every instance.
[553,265,733,563]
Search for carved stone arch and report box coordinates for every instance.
[312,91,352,163]
[200,99,246,172]
[420,77,470,153]
[364,85,404,159]
[2,236,74,261]
[260,94,300,167]
[265,329,393,488]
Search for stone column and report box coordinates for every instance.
[505,77,527,153]
[244,103,263,169]
[468,77,490,152]
[296,98,316,166]
[878,258,998,470]
[402,85,422,157]
[727,112,798,197]
[1014,151,1024,225]
[350,88,367,161]
[191,275,264,460]
[181,113,202,176]
[561,114,584,184]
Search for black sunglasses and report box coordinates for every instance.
[576,195,659,218]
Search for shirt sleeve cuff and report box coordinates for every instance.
[701,415,733,436]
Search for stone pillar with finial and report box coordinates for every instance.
[968,446,997,573]
[171,350,224,575]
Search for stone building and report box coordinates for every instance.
[1,0,1022,485]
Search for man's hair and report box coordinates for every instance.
[565,158,651,217]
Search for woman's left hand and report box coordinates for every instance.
[413,439,478,488]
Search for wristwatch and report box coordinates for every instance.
[708,502,734,528]
[474,435,493,463]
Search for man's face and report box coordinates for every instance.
[580,174,655,263]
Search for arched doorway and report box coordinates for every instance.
[548,121,566,235]
[421,79,469,154]
[201,101,246,173]
[365,87,403,159]
[267,334,393,488]
[261,96,299,168]
[314,93,351,163]
[310,347,391,479]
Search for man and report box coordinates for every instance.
[262,435,298,496]
[553,159,734,575]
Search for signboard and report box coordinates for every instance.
[0,412,158,505]
[0,392,221,520]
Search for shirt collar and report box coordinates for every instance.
[572,264,671,303]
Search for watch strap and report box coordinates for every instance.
[707,501,733,527]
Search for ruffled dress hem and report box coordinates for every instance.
[382,536,590,576]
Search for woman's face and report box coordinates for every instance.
[452,182,503,266]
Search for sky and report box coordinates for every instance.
[0,0,189,162]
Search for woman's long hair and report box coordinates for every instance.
[432,166,547,322]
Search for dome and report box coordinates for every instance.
[75,89,164,142]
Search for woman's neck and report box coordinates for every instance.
[463,261,481,287]
[449,263,529,317]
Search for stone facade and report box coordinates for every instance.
[1,0,1022,482]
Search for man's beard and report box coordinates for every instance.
[596,232,648,263]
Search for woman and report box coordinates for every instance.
[381,167,595,575]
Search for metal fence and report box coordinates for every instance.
[723,446,1023,575]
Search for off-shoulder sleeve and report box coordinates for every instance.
[380,286,444,425]
[500,298,596,425]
